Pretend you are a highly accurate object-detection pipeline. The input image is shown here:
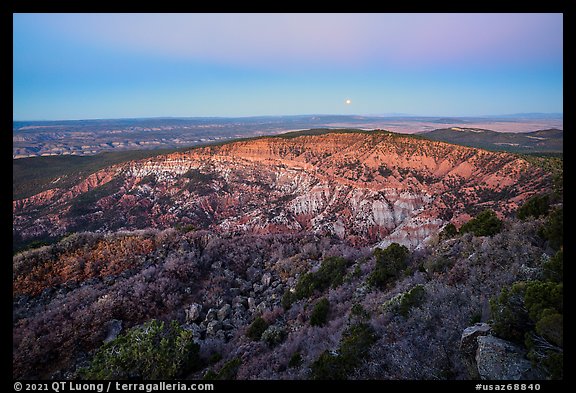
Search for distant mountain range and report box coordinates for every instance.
[13,114,563,159]
[418,128,562,154]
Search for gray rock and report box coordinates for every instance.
[229,287,241,297]
[178,240,190,253]
[233,296,248,308]
[256,301,268,314]
[222,320,235,331]
[103,319,123,343]
[205,308,218,322]
[217,304,232,321]
[185,303,203,323]
[183,323,203,340]
[206,320,222,336]
[246,266,261,282]
[460,323,492,355]
[261,325,286,347]
[253,283,263,293]
[240,281,253,293]
[476,336,538,380]
[247,297,256,310]
[223,269,235,280]
[261,272,272,287]
[232,311,246,325]
[460,323,492,379]
[211,261,222,270]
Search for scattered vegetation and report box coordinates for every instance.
[382,284,426,317]
[489,200,563,380]
[459,209,502,237]
[490,280,563,379]
[367,243,409,289]
[13,149,174,200]
[288,352,302,368]
[82,320,200,380]
[13,158,562,381]
[310,298,330,327]
[68,177,125,216]
[517,194,550,219]
[439,223,458,239]
[13,232,156,296]
[282,256,350,308]
[246,317,269,341]
[261,325,287,347]
[203,358,242,380]
[540,207,563,250]
[310,323,377,380]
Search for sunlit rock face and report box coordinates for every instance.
[13,131,552,249]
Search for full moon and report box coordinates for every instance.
[345,99,352,105]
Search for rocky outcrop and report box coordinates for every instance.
[475,336,542,380]
[460,324,545,380]
[185,303,202,324]
[461,323,492,354]
[460,323,492,379]
[177,258,287,345]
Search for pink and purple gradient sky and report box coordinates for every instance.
[13,13,563,120]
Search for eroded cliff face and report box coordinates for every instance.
[13,131,551,249]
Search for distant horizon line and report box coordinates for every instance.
[13,112,564,123]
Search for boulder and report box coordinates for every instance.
[205,308,218,322]
[232,310,247,325]
[211,261,222,270]
[217,304,232,321]
[185,303,202,323]
[229,287,241,297]
[178,240,190,253]
[460,323,492,379]
[206,320,222,337]
[222,320,235,331]
[246,266,261,282]
[215,330,227,341]
[183,323,204,340]
[103,319,123,343]
[233,295,248,308]
[256,301,268,314]
[261,272,272,287]
[460,323,492,355]
[475,336,538,380]
[223,269,235,281]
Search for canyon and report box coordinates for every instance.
[12,129,562,380]
[13,130,553,251]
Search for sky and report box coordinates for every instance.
[13,13,563,120]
